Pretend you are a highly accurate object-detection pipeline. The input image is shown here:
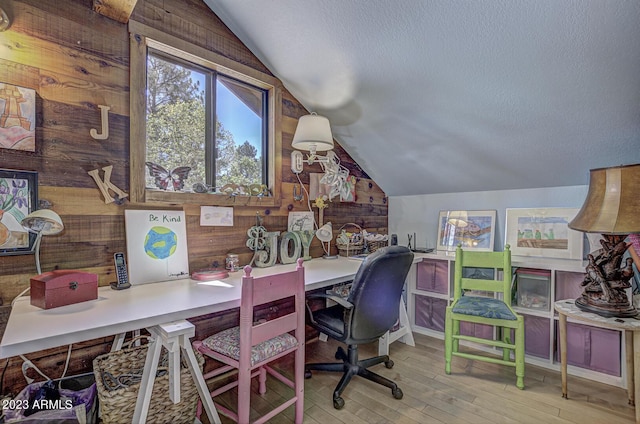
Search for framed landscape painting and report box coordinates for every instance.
[505,207,582,259]
[437,210,496,252]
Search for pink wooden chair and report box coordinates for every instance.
[193,258,306,424]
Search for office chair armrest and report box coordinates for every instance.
[306,293,354,310]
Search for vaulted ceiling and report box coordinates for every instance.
[204,0,640,196]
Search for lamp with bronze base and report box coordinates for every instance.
[568,163,640,318]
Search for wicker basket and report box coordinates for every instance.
[336,223,365,256]
[367,240,388,253]
[93,341,203,424]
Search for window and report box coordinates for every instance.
[129,23,281,206]
[146,51,267,191]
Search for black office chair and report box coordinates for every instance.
[304,245,414,409]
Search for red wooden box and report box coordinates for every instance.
[30,270,98,309]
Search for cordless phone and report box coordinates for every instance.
[110,252,131,290]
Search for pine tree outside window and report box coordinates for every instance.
[129,23,281,206]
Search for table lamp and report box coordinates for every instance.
[316,222,338,259]
[568,163,640,317]
[21,209,64,275]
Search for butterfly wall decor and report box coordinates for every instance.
[145,162,191,191]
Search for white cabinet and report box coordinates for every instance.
[408,253,625,388]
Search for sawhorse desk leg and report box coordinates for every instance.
[132,320,221,424]
[110,330,141,352]
[378,300,415,356]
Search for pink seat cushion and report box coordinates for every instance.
[202,326,298,366]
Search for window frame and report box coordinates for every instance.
[129,21,282,207]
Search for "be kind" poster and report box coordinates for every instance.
[124,210,189,284]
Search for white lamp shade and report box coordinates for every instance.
[292,114,334,153]
[21,209,64,236]
[316,222,333,242]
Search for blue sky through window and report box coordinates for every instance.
[191,71,261,152]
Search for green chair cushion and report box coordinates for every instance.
[452,296,517,320]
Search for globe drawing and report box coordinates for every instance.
[144,226,178,260]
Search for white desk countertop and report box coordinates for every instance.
[1,253,429,359]
[0,257,365,359]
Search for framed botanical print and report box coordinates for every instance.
[0,169,38,255]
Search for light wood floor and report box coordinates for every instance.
[203,333,635,424]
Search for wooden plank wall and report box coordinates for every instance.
[0,0,387,395]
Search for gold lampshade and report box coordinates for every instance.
[569,164,640,234]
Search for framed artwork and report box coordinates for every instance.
[0,169,38,255]
[437,210,496,252]
[0,83,36,152]
[288,211,314,231]
[340,175,357,202]
[125,210,190,284]
[200,206,233,226]
[505,207,583,259]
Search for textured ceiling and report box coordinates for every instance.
[204,0,640,196]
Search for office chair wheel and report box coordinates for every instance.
[385,359,394,368]
[304,370,312,379]
[333,396,345,409]
[335,346,346,360]
[392,387,403,399]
